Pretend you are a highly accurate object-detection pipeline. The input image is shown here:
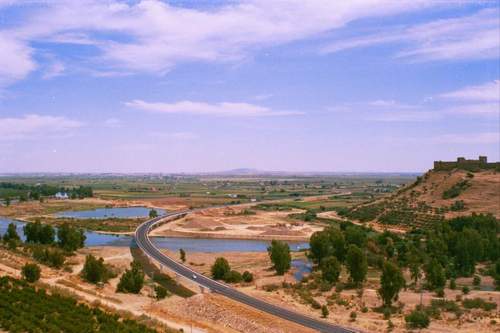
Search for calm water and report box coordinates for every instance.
[55,207,166,219]
[0,217,312,280]
[0,218,309,251]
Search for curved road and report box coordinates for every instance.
[135,210,358,333]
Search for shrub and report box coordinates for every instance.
[22,263,41,283]
[350,311,357,321]
[321,305,329,318]
[242,271,254,283]
[224,270,243,283]
[449,278,456,290]
[405,309,430,329]
[473,275,481,286]
[462,298,497,311]
[32,246,65,268]
[311,299,321,309]
[462,286,470,294]
[154,285,169,300]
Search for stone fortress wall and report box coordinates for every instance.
[434,156,500,171]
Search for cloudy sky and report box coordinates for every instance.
[0,0,498,173]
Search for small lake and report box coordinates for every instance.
[55,207,166,219]
[0,218,309,251]
[0,217,312,280]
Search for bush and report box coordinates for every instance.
[242,271,254,283]
[449,278,456,290]
[473,275,481,286]
[405,309,430,329]
[22,263,41,283]
[32,246,65,268]
[350,311,357,321]
[321,305,329,318]
[462,298,497,311]
[223,270,243,283]
[154,285,169,300]
[116,261,144,294]
[211,257,230,280]
[462,286,470,294]
[311,299,321,309]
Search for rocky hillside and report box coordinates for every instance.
[339,168,499,229]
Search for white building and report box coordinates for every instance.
[55,192,69,200]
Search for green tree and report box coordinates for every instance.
[320,256,341,283]
[3,223,20,242]
[346,245,367,287]
[345,226,366,248]
[211,257,230,280]
[378,261,405,307]
[22,263,41,283]
[309,231,332,263]
[321,305,329,318]
[149,209,158,218]
[24,221,55,245]
[57,223,86,251]
[267,240,291,275]
[424,258,446,290]
[81,254,111,284]
[179,248,186,263]
[116,261,144,294]
[454,228,482,276]
[407,247,422,286]
[4,197,10,206]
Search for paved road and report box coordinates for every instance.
[135,211,358,333]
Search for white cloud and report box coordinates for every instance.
[440,80,499,102]
[42,61,65,80]
[0,0,441,83]
[103,118,121,128]
[0,114,82,140]
[322,8,500,61]
[0,34,36,86]
[125,99,302,117]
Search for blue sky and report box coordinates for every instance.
[0,0,498,173]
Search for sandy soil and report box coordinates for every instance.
[402,169,499,218]
[151,207,323,241]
